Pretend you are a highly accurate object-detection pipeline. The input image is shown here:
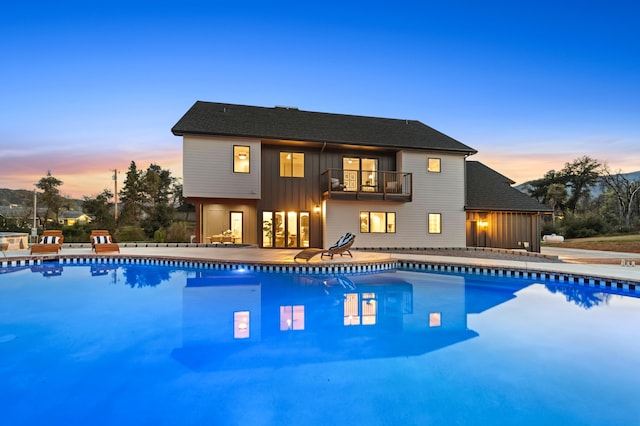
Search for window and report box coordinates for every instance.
[343,157,378,191]
[280,152,304,177]
[233,146,250,173]
[428,157,441,173]
[360,211,396,233]
[428,213,442,234]
[262,210,309,248]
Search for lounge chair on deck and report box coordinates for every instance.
[43,230,64,247]
[91,230,120,253]
[30,235,62,255]
[294,233,356,263]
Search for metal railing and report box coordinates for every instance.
[321,169,412,200]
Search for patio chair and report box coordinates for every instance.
[30,234,62,255]
[42,230,64,247]
[294,233,356,263]
[90,230,112,250]
[91,230,120,253]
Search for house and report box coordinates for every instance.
[172,101,549,252]
[465,161,551,252]
[58,211,92,226]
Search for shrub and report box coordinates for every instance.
[165,221,192,243]
[117,226,147,242]
[560,214,609,239]
[153,228,166,243]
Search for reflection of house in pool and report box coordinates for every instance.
[172,271,485,371]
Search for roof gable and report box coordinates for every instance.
[172,101,477,153]
[466,161,552,212]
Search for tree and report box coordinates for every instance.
[546,183,568,225]
[560,156,602,214]
[83,189,116,230]
[118,161,144,225]
[35,170,63,229]
[600,165,640,229]
[140,163,175,236]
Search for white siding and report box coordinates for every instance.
[325,150,467,248]
[183,135,261,199]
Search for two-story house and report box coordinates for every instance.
[172,101,549,252]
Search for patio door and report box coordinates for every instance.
[343,157,378,191]
[230,211,243,244]
[261,211,310,248]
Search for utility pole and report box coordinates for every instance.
[113,169,119,220]
[31,189,38,243]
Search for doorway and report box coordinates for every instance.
[262,211,310,248]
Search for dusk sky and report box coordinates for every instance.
[2,1,639,199]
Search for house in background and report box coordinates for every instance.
[172,101,549,252]
[58,211,92,226]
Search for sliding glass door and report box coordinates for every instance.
[261,211,310,248]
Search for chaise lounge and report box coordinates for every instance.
[294,232,356,263]
[30,230,65,255]
[91,230,120,253]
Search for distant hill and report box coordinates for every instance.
[0,188,37,206]
[0,188,83,208]
[516,171,640,198]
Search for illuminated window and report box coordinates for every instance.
[360,212,396,233]
[280,152,304,177]
[428,157,441,173]
[280,305,305,331]
[233,146,250,173]
[233,311,250,339]
[428,213,442,234]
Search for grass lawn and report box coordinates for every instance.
[543,234,640,253]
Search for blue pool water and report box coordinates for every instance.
[1,262,639,425]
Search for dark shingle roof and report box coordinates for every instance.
[172,101,477,153]
[466,161,552,212]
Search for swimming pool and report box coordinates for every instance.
[1,262,639,425]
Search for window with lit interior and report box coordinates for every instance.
[360,212,396,233]
[233,146,250,173]
[280,152,304,177]
[428,157,441,173]
[428,213,442,234]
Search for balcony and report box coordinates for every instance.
[321,169,412,202]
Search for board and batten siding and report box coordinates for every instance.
[183,135,261,199]
[324,150,467,248]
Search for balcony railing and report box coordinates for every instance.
[321,169,412,202]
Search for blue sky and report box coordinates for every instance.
[1,0,638,198]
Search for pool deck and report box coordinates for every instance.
[2,244,639,284]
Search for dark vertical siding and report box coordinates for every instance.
[258,143,398,247]
[466,211,542,252]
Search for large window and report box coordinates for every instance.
[428,213,442,234]
[262,210,310,248]
[233,146,250,173]
[343,157,378,191]
[360,211,396,233]
[280,152,304,177]
[428,157,441,173]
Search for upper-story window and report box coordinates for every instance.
[280,152,304,177]
[234,146,250,173]
[428,157,441,173]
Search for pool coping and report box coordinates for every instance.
[2,249,638,296]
